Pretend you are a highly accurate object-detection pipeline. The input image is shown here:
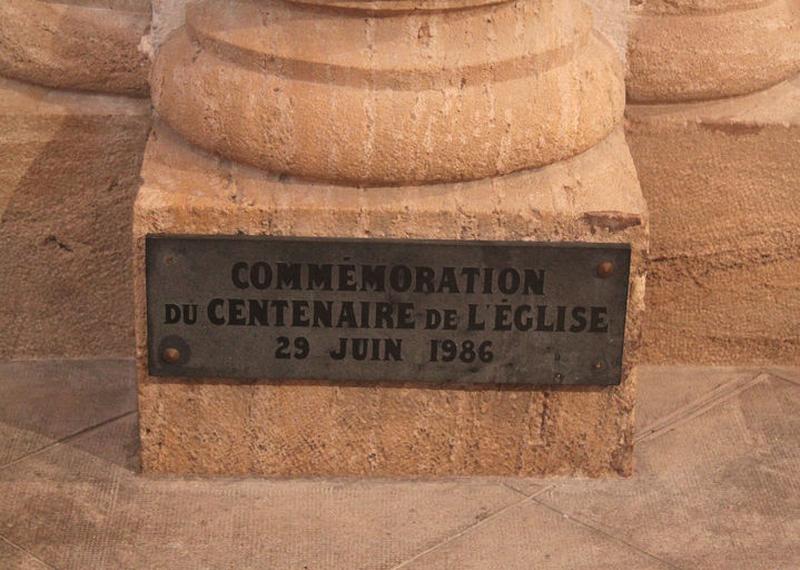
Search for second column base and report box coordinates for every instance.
[628,75,800,365]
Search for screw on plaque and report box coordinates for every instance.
[596,261,614,278]
[553,372,564,383]
[162,346,181,364]
[592,360,605,371]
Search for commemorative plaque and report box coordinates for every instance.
[146,236,630,386]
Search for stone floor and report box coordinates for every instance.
[0,360,798,569]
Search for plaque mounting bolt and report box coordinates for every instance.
[596,261,614,278]
[162,347,181,364]
[593,360,604,371]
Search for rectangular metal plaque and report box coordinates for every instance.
[146,236,630,385]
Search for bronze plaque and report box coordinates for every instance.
[146,236,630,385]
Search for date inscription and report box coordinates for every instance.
[146,236,630,385]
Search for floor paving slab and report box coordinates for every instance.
[539,374,800,570]
[768,366,800,386]
[0,414,535,570]
[396,493,672,570]
[0,359,796,568]
[635,365,763,435]
[0,359,135,467]
[500,479,551,497]
[0,539,49,570]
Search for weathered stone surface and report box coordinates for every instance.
[3,361,800,567]
[628,75,800,365]
[0,410,529,569]
[627,0,800,102]
[635,366,765,433]
[151,0,625,186]
[0,359,136,467]
[0,77,150,359]
[0,0,150,96]
[133,122,647,477]
[135,0,645,477]
[289,0,511,9]
[539,374,800,569]
[144,0,630,63]
[0,541,46,570]
[400,499,668,569]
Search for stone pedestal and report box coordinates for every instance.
[136,0,647,476]
[627,0,800,364]
[0,0,151,359]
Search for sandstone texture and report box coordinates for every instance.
[0,0,152,359]
[627,0,800,364]
[627,0,800,103]
[152,0,625,186]
[135,122,647,477]
[0,77,150,359]
[0,0,151,96]
[628,77,800,365]
[136,0,647,476]
[144,0,629,61]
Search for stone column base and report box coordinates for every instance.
[0,77,150,359]
[134,124,647,477]
[628,75,800,365]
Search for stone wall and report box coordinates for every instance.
[143,0,629,62]
[0,0,152,359]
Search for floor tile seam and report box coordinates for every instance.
[530,496,684,570]
[635,372,768,444]
[0,409,136,472]
[769,371,800,388]
[0,533,55,569]
[635,369,765,439]
[388,483,556,570]
[499,480,556,498]
[637,372,768,444]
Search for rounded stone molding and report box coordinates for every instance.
[632,0,771,16]
[285,0,509,11]
[628,0,800,103]
[0,0,150,96]
[151,0,625,186]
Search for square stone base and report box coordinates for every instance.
[628,75,800,365]
[134,123,647,477]
[0,77,150,359]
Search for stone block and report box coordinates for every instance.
[133,123,647,477]
[627,75,800,365]
[0,77,151,359]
